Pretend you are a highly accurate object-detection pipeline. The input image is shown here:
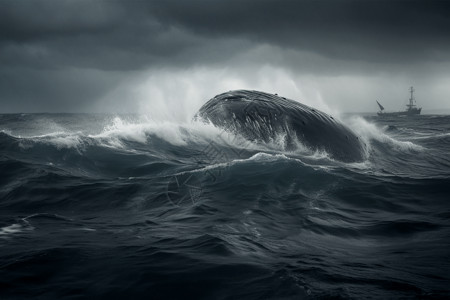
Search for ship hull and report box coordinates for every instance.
[377,108,422,117]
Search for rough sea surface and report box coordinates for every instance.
[0,113,449,299]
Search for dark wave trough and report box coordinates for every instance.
[0,108,449,299]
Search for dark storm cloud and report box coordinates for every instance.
[0,1,209,71]
[148,0,450,63]
[2,0,449,70]
[1,0,449,112]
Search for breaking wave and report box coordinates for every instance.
[1,113,449,299]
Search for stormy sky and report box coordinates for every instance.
[1,0,450,115]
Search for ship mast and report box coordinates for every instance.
[407,86,415,109]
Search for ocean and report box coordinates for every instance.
[0,113,449,299]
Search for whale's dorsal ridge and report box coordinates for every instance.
[195,90,365,162]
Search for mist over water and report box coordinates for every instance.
[94,66,340,118]
[0,101,449,298]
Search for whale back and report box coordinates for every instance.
[195,90,365,162]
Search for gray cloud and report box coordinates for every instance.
[149,0,450,63]
[4,0,449,69]
[1,0,450,112]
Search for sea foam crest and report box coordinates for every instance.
[13,131,87,151]
[346,116,424,152]
[87,116,272,155]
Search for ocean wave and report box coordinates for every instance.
[0,223,29,238]
[346,116,425,152]
[0,117,352,169]
[1,113,450,298]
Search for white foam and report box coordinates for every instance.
[0,224,23,235]
[92,117,150,144]
[0,129,12,136]
[408,132,450,140]
[0,223,32,238]
[4,114,382,168]
[171,152,334,179]
[9,130,88,151]
[88,117,253,149]
[345,116,424,153]
[45,133,85,150]
[171,152,287,176]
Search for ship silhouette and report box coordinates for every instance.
[377,87,422,116]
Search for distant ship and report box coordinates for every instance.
[377,86,422,116]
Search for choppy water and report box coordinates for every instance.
[0,113,449,299]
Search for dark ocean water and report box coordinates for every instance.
[0,113,449,299]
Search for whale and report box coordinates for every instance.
[194,90,365,163]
